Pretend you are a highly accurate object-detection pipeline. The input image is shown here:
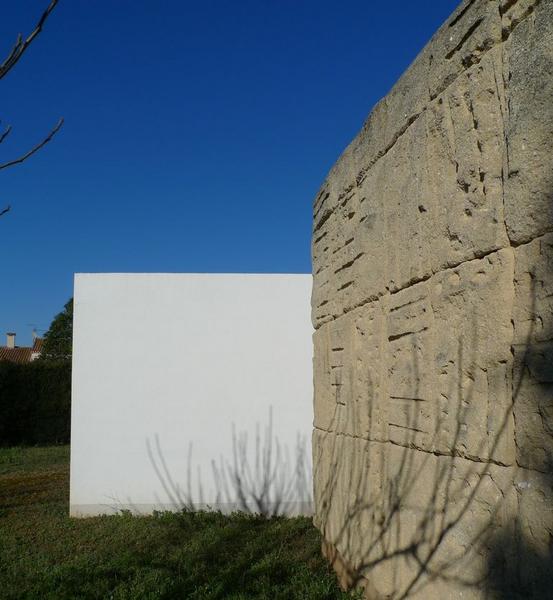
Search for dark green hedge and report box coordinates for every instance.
[0,361,71,446]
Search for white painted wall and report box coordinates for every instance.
[70,273,313,517]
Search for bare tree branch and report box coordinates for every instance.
[0,1,59,81]
[0,118,63,171]
[0,125,12,145]
[0,3,63,220]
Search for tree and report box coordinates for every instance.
[41,297,72,361]
[0,0,63,219]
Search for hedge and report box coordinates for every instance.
[0,361,71,446]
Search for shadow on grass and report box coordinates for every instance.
[4,510,355,600]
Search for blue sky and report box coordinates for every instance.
[1,0,460,345]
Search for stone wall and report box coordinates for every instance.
[311,1,553,598]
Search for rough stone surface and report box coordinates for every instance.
[503,0,553,243]
[513,234,553,472]
[312,1,553,597]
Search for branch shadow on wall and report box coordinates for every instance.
[313,267,553,599]
[145,407,313,518]
[486,240,553,599]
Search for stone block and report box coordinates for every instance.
[503,0,553,244]
[312,47,511,324]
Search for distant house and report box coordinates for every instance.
[0,332,43,364]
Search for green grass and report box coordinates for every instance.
[0,446,354,600]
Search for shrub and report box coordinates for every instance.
[0,361,71,446]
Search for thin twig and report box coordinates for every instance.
[0,125,12,145]
[0,1,59,81]
[0,118,63,171]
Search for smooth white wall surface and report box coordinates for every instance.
[70,273,313,517]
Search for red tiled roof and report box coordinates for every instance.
[0,346,33,364]
[32,337,43,352]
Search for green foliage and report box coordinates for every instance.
[41,298,73,361]
[0,446,357,600]
[0,361,71,446]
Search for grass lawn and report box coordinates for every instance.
[0,446,354,600]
